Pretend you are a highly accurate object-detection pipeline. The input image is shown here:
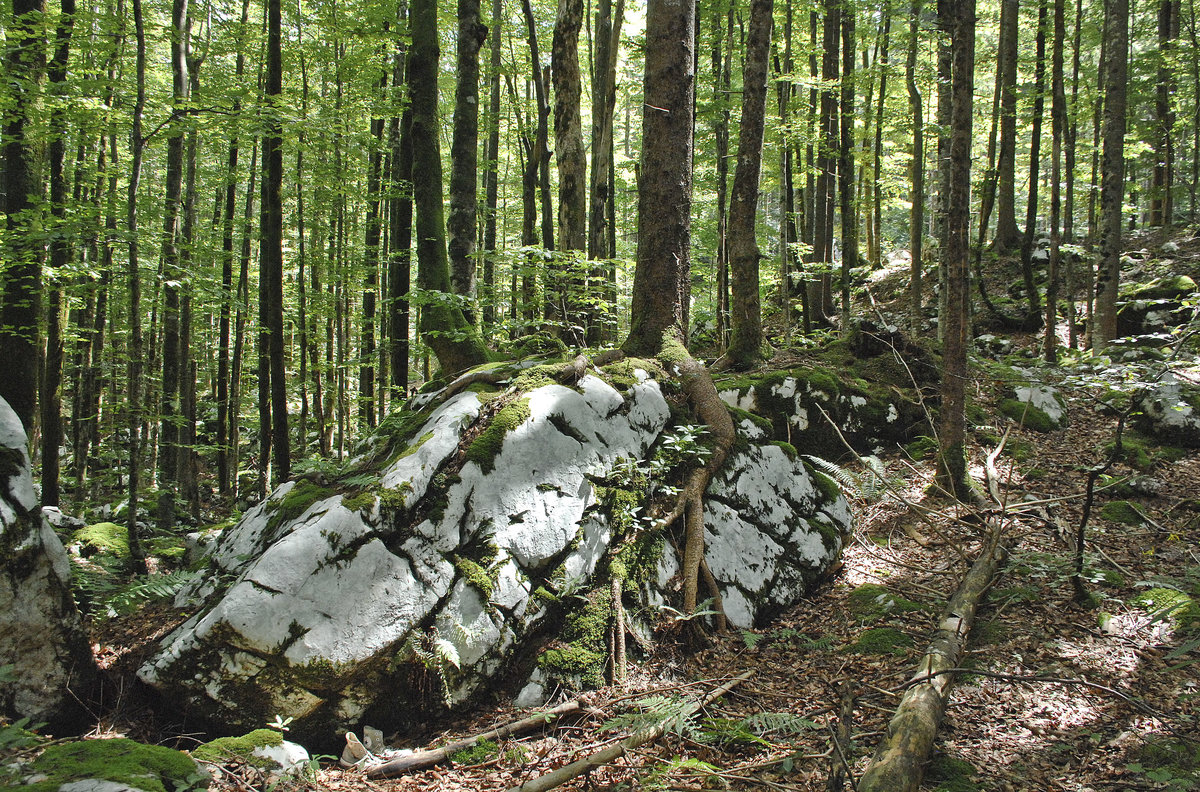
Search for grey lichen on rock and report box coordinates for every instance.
[138,360,852,746]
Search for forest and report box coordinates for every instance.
[1,0,1200,787]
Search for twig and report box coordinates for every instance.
[367,699,599,778]
[505,671,753,792]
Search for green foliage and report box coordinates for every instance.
[1128,737,1200,790]
[72,561,198,620]
[193,728,284,766]
[538,591,611,688]
[1102,431,1186,471]
[28,739,202,792]
[803,455,888,501]
[449,738,498,765]
[850,627,914,655]
[465,398,532,474]
[602,694,697,738]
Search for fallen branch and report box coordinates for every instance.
[506,671,753,792]
[366,699,599,779]
[857,528,1008,792]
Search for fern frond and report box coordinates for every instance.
[742,712,818,736]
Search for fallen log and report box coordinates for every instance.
[366,699,598,779]
[506,671,754,792]
[857,529,1008,792]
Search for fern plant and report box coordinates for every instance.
[601,694,698,740]
[804,454,890,501]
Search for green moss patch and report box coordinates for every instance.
[1100,500,1146,526]
[72,522,130,558]
[846,583,925,623]
[449,738,499,765]
[927,753,981,792]
[905,435,938,460]
[29,738,203,792]
[466,398,532,474]
[192,728,285,767]
[537,590,611,688]
[998,399,1058,432]
[849,627,914,655]
[602,357,665,390]
[1132,588,1200,634]
[1103,431,1187,471]
[267,479,333,527]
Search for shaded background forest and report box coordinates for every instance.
[0,0,1192,521]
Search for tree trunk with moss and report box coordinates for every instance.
[1092,0,1128,350]
[409,0,490,376]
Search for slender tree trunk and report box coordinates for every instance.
[1064,0,1082,347]
[714,0,734,346]
[449,0,487,318]
[936,0,975,501]
[1045,0,1066,361]
[587,0,623,345]
[483,0,502,332]
[994,0,1021,252]
[40,0,76,506]
[360,71,388,429]
[410,0,490,375]
[724,0,773,368]
[1151,0,1177,226]
[264,0,289,484]
[126,0,148,572]
[1093,0,1129,350]
[0,0,47,434]
[159,0,189,486]
[552,0,587,343]
[390,27,412,399]
[873,4,890,269]
[1019,0,1047,325]
[839,4,857,324]
[907,0,924,332]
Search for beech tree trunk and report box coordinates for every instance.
[552,0,586,344]
[994,0,1022,253]
[724,0,773,369]
[838,4,857,324]
[410,0,490,375]
[906,0,924,332]
[1092,0,1128,350]
[935,0,975,501]
[0,0,47,435]
[449,0,487,316]
[264,0,289,482]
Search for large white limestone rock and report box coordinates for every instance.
[0,397,93,727]
[139,365,851,747]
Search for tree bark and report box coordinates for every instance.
[994,0,1022,253]
[935,0,975,501]
[0,0,47,435]
[906,0,924,332]
[838,4,857,324]
[410,0,490,375]
[40,0,76,506]
[1018,0,1047,325]
[1092,0,1128,350]
[1045,0,1066,361]
[264,0,289,482]
[449,0,487,317]
[1150,0,1177,226]
[552,0,587,344]
[723,0,773,369]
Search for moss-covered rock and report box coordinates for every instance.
[71,522,130,558]
[1132,587,1200,634]
[193,728,284,766]
[465,398,532,474]
[28,738,205,792]
[926,753,981,792]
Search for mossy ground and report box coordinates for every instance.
[449,738,499,765]
[1100,500,1145,525]
[846,583,925,623]
[193,728,284,766]
[1132,587,1200,634]
[849,626,914,655]
[28,738,202,792]
[926,753,981,792]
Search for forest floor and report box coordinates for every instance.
[82,230,1200,791]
